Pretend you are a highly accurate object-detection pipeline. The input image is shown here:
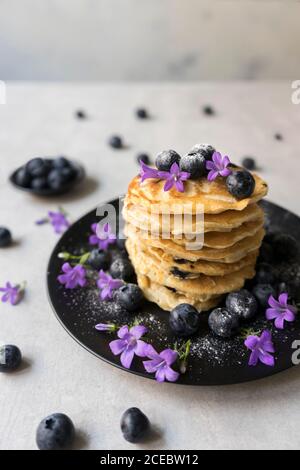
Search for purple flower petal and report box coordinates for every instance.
[109,339,126,356]
[248,350,259,366]
[117,325,129,339]
[120,349,135,369]
[163,178,174,192]
[130,325,147,339]
[274,316,285,330]
[160,348,178,366]
[245,330,275,367]
[164,365,180,382]
[135,340,149,357]
[175,180,184,193]
[258,351,275,367]
[206,151,232,182]
[155,367,167,383]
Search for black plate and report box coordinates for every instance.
[47,199,300,385]
[10,161,85,196]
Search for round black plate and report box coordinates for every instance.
[10,161,85,196]
[47,199,300,385]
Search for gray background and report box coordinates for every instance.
[0,0,299,81]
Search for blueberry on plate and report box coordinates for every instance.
[272,233,298,262]
[255,262,276,285]
[136,153,150,165]
[110,257,134,281]
[242,157,256,170]
[136,108,148,119]
[15,167,31,187]
[0,345,22,372]
[109,135,123,149]
[116,284,144,311]
[155,149,181,171]
[169,303,200,337]
[226,289,258,321]
[180,152,207,179]
[258,242,274,264]
[0,227,12,247]
[31,177,48,190]
[252,283,276,308]
[88,249,110,271]
[226,170,255,199]
[121,408,150,443]
[36,413,75,450]
[208,308,239,338]
[189,143,215,161]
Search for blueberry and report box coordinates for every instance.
[252,283,276,308]
[47,169,67,190]
[109,135,123,149]
[75,110,86,119]
[31,177,48,190]
[274,133,283,141]
[255,262,276,284]
[225,289,258,321]
[0,345,22,372]
[53,157,71,169]
[208,308,239,338]
[155,150,181,171]
[272,233,298,262]
[36,413,75,450]
[15,167,31,187]
[180,152,207,179]
[136,108,148,119]
[121,408,150,443]
[116,284,144,311]
[202,105,215,116]
[189,143,215,161]
[258,242,274,264]
[0,227,12,247]
[61,166,76,182]
[110,257,134,281]
[226,170,255,199]
[169,303,200,337]
[88,249,110,271]
[242,157,256,170]
[136,153,150,165]
[26,158,50,177]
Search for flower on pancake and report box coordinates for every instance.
[244,329,275,367]
[140,161,160,182]
[266,293,297,329]
[158,162,190,192]
[206,151,232,181]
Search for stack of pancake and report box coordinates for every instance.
[123,166,268,312]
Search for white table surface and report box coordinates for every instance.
[0,82,299,450]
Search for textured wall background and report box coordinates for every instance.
[0,0,299,81]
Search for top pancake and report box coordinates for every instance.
[128,167,268,214]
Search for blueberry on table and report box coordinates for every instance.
[53,156,71,169]
[110,257,134,281]
[202,105,215,116]
[169,303,200,337]
[274,133,283,141]
[115,283,144,311]
[180,152,207,179]
[121,408,150,443]
[47,169,69,190]
[26,158,50,177]
[242,157,256,170]
[225,289,258,321]
[255,262,276,285]
[31,177,48,190]
[36,413,75,450]
[208,308,239,338]
[15,167,31,187]
[136,108,148,119]
[0,227,12,247]
[109,135,123,149]
[252,283,276,308]
[0,345,22,372]
[272,233,298,262]
[88,249,110,271]
[136,153,150,165]
[226,170,255,199]
[75,110,86,119]
[155,149,181,171]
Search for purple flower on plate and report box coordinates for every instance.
[48,210,70,234]
[0,282,25,305]
[57,262,87,289]
[109,325,148,369]
[158,162,190,192]
[244,330,275,367]
[95,323,117,332]
[266,293,297,329]
[97,270,123,300]
[143,344,180,382]
[89,222,116,250]
[140,161,160,182]
[206,151,232,182]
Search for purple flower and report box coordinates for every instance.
[158,162,190,192]
[266,293,297,329]
[48,211,70,234]
[244,330,275,367]
[95,323,116,332]
[89,223,116,250]
[57,263,87,289]
[109,325,148,369]
[140,161,160,182]
[0,282,24,305]
[143,344,180,382]
[206,151,232,181]
[97,270,123,300]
